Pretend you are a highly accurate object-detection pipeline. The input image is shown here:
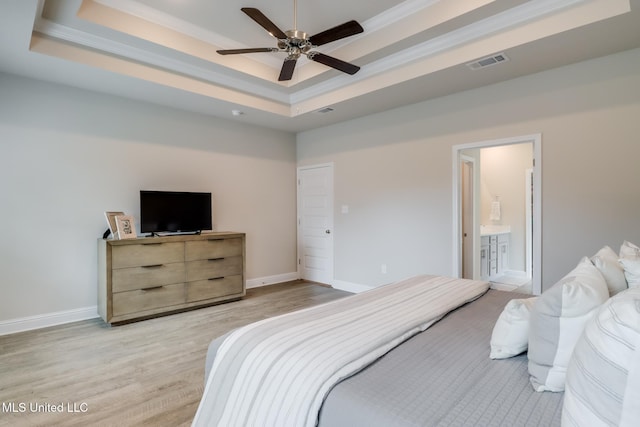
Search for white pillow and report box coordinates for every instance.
[527,257,609,392]
[490,297,538,359]
[620,258,640,288]
[620,240,640,260]
[563,288,640,427]
[591,246,627,296]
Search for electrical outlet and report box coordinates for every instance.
[381,264,387,274]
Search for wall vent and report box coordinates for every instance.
[466,53,509,70]
[314,107,334,114]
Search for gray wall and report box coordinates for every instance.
[297,48,640,291]
[2,46,640,326]
[0,73,297,323]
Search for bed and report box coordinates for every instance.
[192,242,640,426]
[192,275,565,426]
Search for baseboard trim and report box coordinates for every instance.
[1,272,348,335]
[246,272,299,289]
[0,306,99,336]
[332,280,374,294]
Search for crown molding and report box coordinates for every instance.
[34,18,291,104]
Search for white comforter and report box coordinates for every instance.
[192,275,489,427]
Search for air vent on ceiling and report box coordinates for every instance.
[466,53,509,70]
[314,107,334,114]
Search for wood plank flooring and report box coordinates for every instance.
[0,281,351,427]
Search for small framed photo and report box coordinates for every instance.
[115,215,137,239]
[104,211,124,239]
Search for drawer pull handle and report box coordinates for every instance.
[208,258,224,262]
[141,286,164,291]
[208,277,225,281]
[142,264,164,268]
[144,243,163,246]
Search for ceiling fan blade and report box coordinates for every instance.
[308,52,360,75]
[241,7,288,40]
[278,57,298,81]
[308,20,364,46]
[217,48,278,55]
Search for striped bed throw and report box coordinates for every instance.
[191,275,489,427]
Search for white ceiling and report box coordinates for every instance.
[1,0,639,132]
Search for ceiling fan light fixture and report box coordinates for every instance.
[217,4,363,82]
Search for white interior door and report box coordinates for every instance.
[297,164,334,284]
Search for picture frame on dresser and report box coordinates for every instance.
[115,215,137,239]
[104,211,124,239]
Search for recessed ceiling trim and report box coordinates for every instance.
[90,0,496,86]
[92,0,284,69]
[76,0,283,81]
[291,0,588,105]
[29,32,292,116]
[365,0,442,31]
[298,0,496,83]
[323,0,443,53]
[93,0,443,69]
[34,19,291,104]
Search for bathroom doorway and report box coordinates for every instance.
[452,135,542,295]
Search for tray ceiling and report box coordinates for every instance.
[1,0,639,131]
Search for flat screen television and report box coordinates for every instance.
[140,190,212,234]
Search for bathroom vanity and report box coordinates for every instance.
[480,225,510,281]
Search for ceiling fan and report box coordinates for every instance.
[216,1,364,81]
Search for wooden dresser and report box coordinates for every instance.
[98,232,245,325]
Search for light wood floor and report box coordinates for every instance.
[0,281,351,427]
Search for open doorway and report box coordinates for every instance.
[452,135,542,295]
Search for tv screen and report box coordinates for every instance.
[140,190,212,234]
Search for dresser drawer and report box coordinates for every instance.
[186,275,244,303]
[111,242,183,269]
[112,283,185,317]
[185,238,243,261]
[111,263,185,293]
[186,256,243,282]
